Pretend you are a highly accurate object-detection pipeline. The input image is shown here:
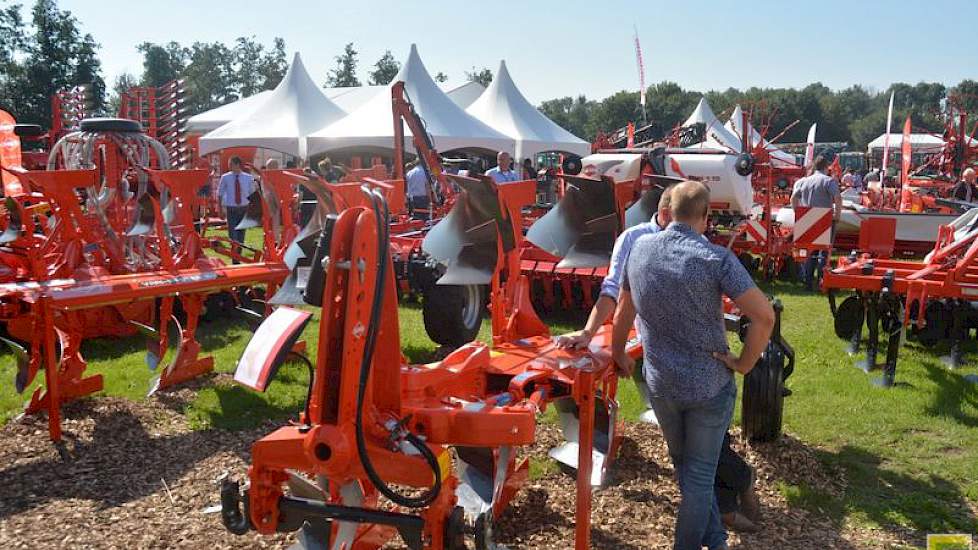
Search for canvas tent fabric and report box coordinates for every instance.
[682,97,742,152]
[725,104,799,166]
[466,60,590,160]
[442,81,485,109]
[307,44,513,156]
[186,91,271,134]
[198,53,346,158]
[186,81,483,137]
[866,133,977,152]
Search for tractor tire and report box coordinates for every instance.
[79,117,143,133]
[741,342,786,442]
[422,283,484,347]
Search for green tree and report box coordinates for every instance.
[0,1,25,113]
[539,95,595,139]
[324,42,360,87]
[233,36,288,96]
[107,71,136,115]
[949,79,978,115]
[74,32,105,113]
[137,41,188,87]
[7,0,106,124]
[368,49,400,86]
[465,67,492,87]
[183,41,236,112]
[257,37,287,90]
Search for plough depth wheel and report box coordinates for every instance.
[422,283,484,347]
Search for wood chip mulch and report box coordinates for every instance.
[0,395,919,549]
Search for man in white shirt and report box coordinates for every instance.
[486,151,519,183]
[216,156,255,247]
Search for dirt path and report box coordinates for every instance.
[0,395,915,549]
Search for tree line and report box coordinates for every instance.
[2,0,977,151]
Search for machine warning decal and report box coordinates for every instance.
[138,272,220,288]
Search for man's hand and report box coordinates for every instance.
[713,351,752,375]
[613,351,635,377]
[554,329,592,350]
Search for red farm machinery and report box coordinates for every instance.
[0,115,299,440]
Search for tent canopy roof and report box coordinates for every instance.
[186,91,272,133]
[866,133,978,151]
[198,53,346,158]
[307,44,513,156]
[683,97,742,152]
[466,60,589,159]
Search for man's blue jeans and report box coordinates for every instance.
[800,250,827,290]
[650,379,737,550]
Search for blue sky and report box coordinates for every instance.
[32,0,978,103]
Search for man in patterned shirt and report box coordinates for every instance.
[611,180,775,550]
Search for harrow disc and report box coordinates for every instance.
[833,295,864,340]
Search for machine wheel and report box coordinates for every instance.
[422,283,484,347]
[79,117,143,133]
[741,343,786,442]
[833,295,864,340]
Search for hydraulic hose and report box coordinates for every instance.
[354,186,442,509]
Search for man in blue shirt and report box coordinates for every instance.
[486,151,520,183]
[556,187,673,347]
[405,160,431,220]
[216,156,255,247]
[611,180,774,550]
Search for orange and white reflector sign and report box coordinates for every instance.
[793,206,833,248]
[744,220,768,244]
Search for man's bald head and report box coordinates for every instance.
[669,180,710,230]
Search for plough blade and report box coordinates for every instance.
[526,175,619,269]
[548,395,618,486]
[235,191,263,230]
[1,336,32,393]
[423,176,506,285]
[623,175,683,229]
[126,193,156,236]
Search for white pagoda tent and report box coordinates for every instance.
[725,104,800,166]
[443,81,485,109]
[466,60,589,160]
[186,91,272,134]
[682,97,742,151]
[307,44,513,156]
[199,53,346,158]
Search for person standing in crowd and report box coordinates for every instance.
[951,167,977,203]
[317,157,345,183]
[851,168,864,193]
[405,160,431,220]
[217,156,255,256]
[840,168,854,190]
[611,180,774,550]
[791,154,842,291]
[522,158,536,180]
[486,151,519,183]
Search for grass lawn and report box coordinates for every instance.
[1,262,976,541]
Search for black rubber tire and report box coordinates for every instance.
[13,124,44,137]
[741,343,786,442]
[562,156,582,175]
[79,117,143,133]
[422,283,484,347]
[834,295,864,340]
